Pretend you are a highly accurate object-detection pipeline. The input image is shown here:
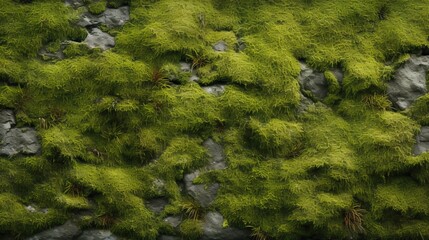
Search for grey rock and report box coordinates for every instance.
[84,28,115,51]
[297,94,314,113]
[0,110,40,156]
[0,110,15,137]
[235,38,246,52]
[64,0,84,8]
[387,55,429,110]
[77,230,118,240]
[0,110,15,125]
[26,221,81,240]
[202,85,226,96]
[213,41,227,52]
[158,236,180,240]
[102,7,130,28]
[184,171,219,208]
[201,212,249,240]
[331,68,344,84]
[163,216,182,228]
[190,73,200,82]
[25,205,37,213]
[146,198,168,214]
[179,62,191,72]
[38,46,65,61]
[1,128,41,156]
[414,126,429,155]
[298,62,328,100]
[78,7,130,28]
[203,138,226,170]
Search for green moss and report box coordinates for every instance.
[2,0,429,238]
[180,219,203,240]
[88,0,107,15]
[0,193,66,236]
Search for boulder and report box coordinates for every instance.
[26,221,81,240]
[76,230,118,240]
[298,62,328,100]
[201,212,249,240]
[387,55,429,110]
[84,28,115,51]
[414,126,429,155]
[0,109,15,136]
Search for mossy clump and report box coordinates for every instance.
[1,0,429,239]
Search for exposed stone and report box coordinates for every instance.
[298,62,328,100]
[64,0,84,9]
[331,68,344,84]
[413,126,429,155]
[203,138,226,170]
[163,216,182,228]
[184,170,220,208]
[76,230,118,240]
[201,212,249,240]
[25,205,37,213]
[38,46,65,61]
[179,62,191,72]
[213,41,227,52]
[26,221,81,240]
[298,94,314,113]
[78,7,130,28]
[190,73,200,82]
[387,55,429,110]
[84,28,115,51]
[158,236,180,240]
[0,128,41,156]
[235,38,246,52]
[202,85,226,96]
[102,7,130,28]
[146,197,169,214]
[0,110,40,156]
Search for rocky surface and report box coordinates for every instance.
[158,236,180,240]
[146,197,169,214]
[201,211,249,240]
[179,62,200,82]
[184,170,220,208]
[213,41,227,52]
[414,126,429,155]
[84,28,115,51]
[77,7,130,28]
[203,138,227,170]
[0,110,41,156]
[26,221,81,240]
[298,62,329,100]
[163,216,182,228]
[183,139,226,207]
[65,1,130,52]
[202,85,226,96]
[64,0,84,9]
[387,55,429,110]
[76,230,118,240]
[38,45,66,61]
